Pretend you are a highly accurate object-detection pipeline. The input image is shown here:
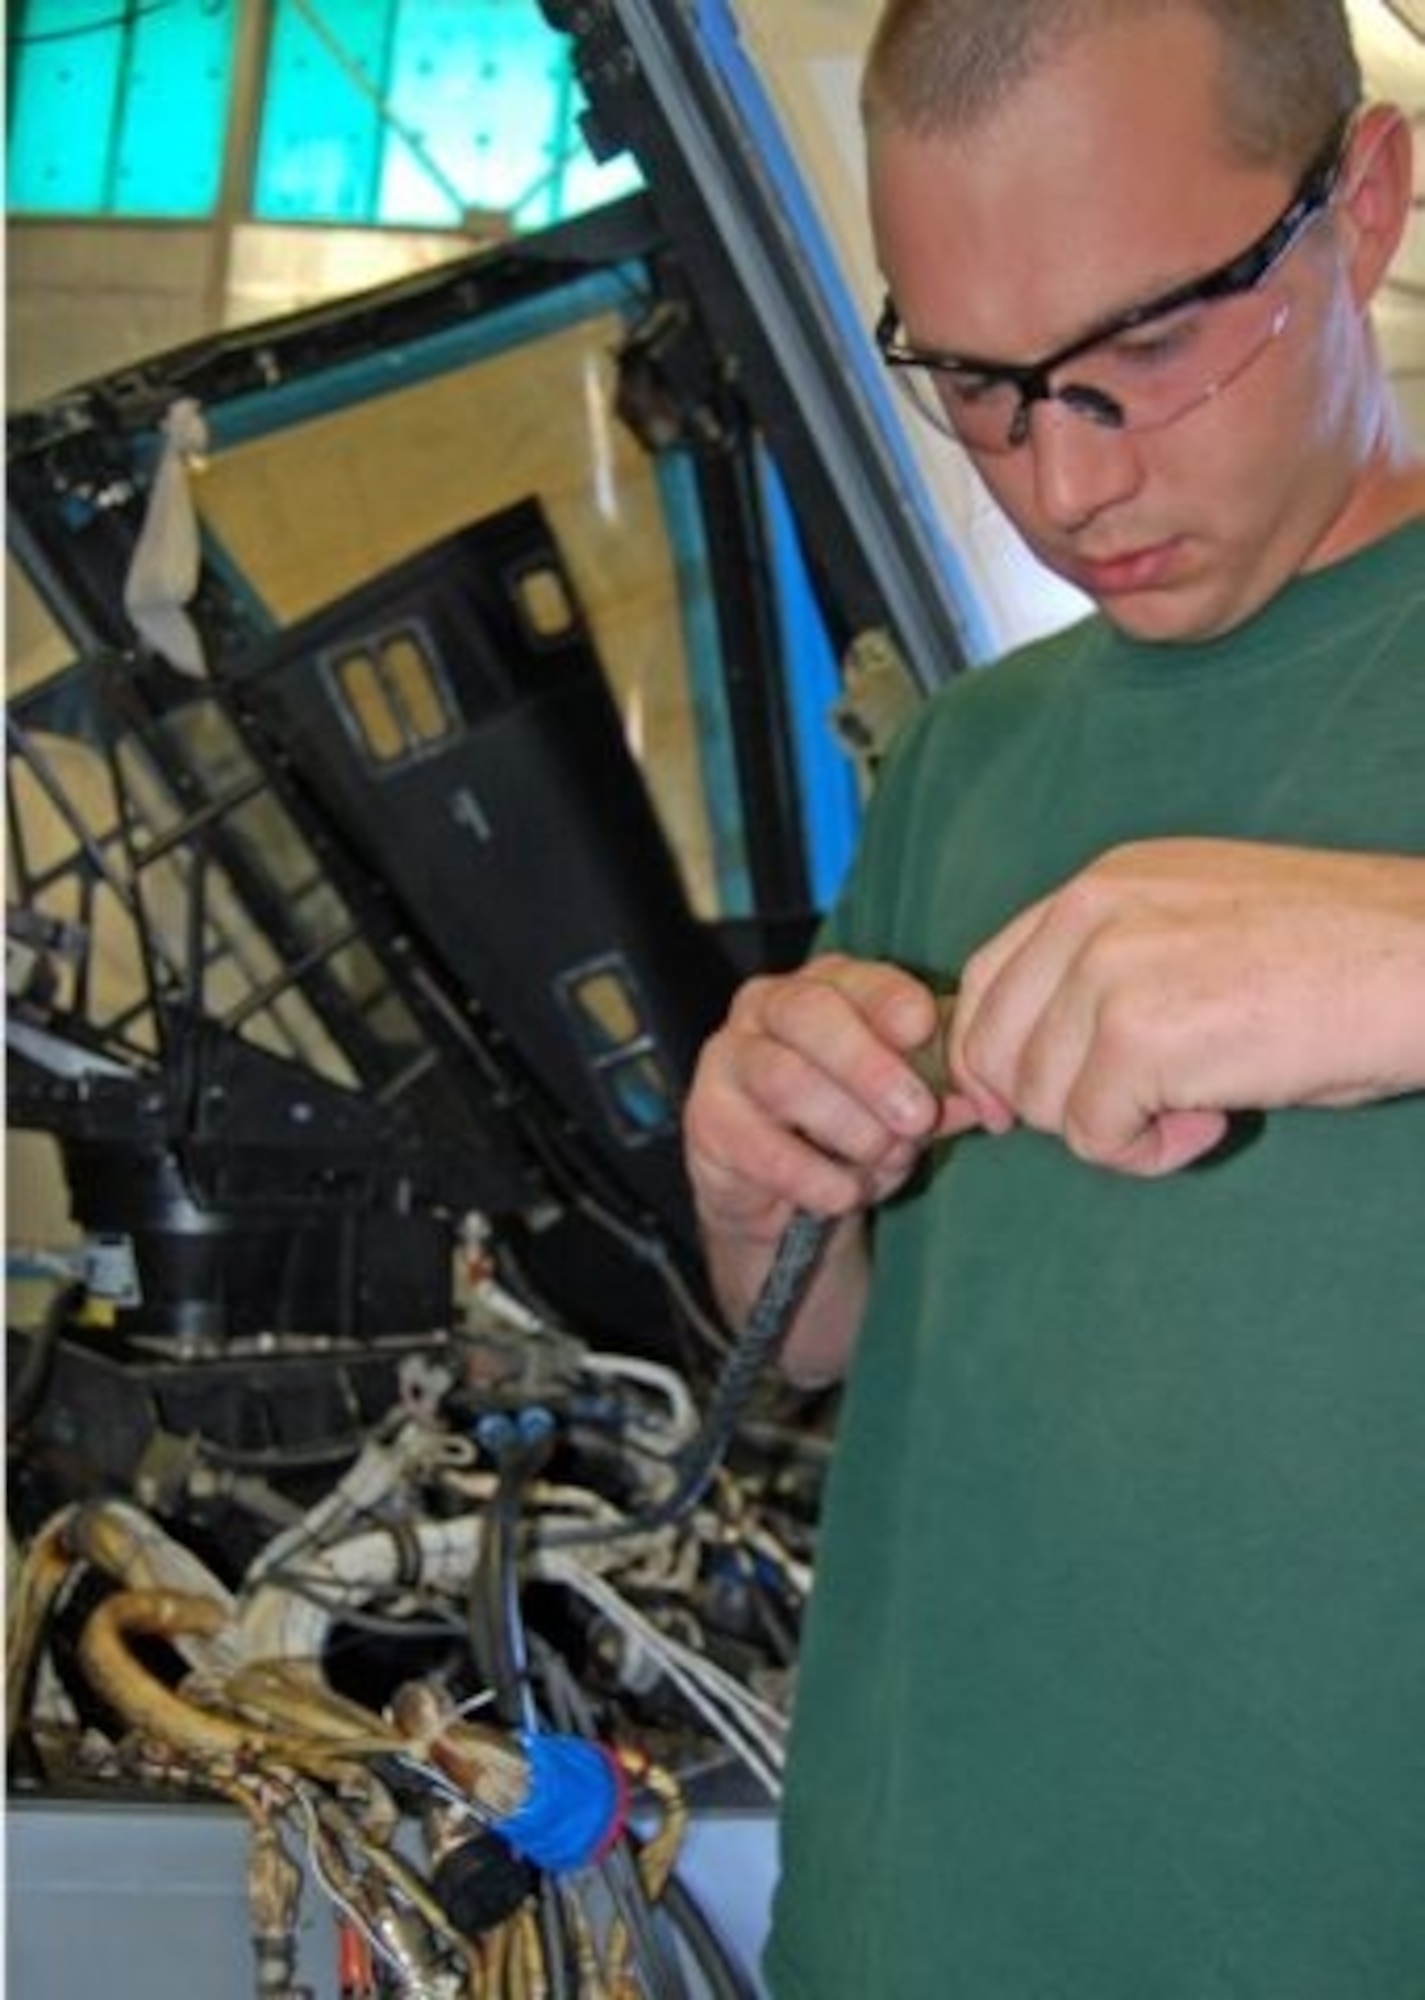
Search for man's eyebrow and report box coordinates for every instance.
[1082,261,1213,333]
[907,251,1222,379]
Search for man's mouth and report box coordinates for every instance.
[1068,539,1184,598]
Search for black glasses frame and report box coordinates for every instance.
[875,114,1354,447]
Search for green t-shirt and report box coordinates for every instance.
[766,520,1425,1998]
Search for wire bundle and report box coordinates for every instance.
[7,1312,817,1997]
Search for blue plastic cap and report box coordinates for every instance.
[492,1732,627,1873]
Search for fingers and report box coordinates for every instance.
[950,891,1080,1135]
[1073,1105,1231,1177]
[693,840,1424,1199]
[755,954,945,1145]
[948,850,1243,1172]
[684,954,949,1232]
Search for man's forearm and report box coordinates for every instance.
[703,1212,871,1389]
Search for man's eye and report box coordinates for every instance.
[1103,308,1205,371]
[943,370,1008,408]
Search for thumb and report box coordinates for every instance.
[1101,1106,1233,1178]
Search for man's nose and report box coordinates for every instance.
[1027,395,1143,530]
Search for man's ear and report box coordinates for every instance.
[1337,104,1415,309]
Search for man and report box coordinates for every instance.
[682,1,1425,1991]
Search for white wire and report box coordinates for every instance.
[291,1786,399,1978]
[577,1351,700,1452]
[744,1520,814,1601]
[235,1514,486,1660]
[540,1553,788,1797]
[243,1419,473,1591]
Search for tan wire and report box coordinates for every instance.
[77,1589,358,1778]
[5,1508,76,1745]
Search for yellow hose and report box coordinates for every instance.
[77,1589,340,1773]
[5,1509,76,1745]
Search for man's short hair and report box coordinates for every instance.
[862,0,1362,169]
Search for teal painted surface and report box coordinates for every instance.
[7,0,239,217]
[655,455,755,919]
[251,0,642,228]
[7,1,639,226]
[760,453,861,909]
